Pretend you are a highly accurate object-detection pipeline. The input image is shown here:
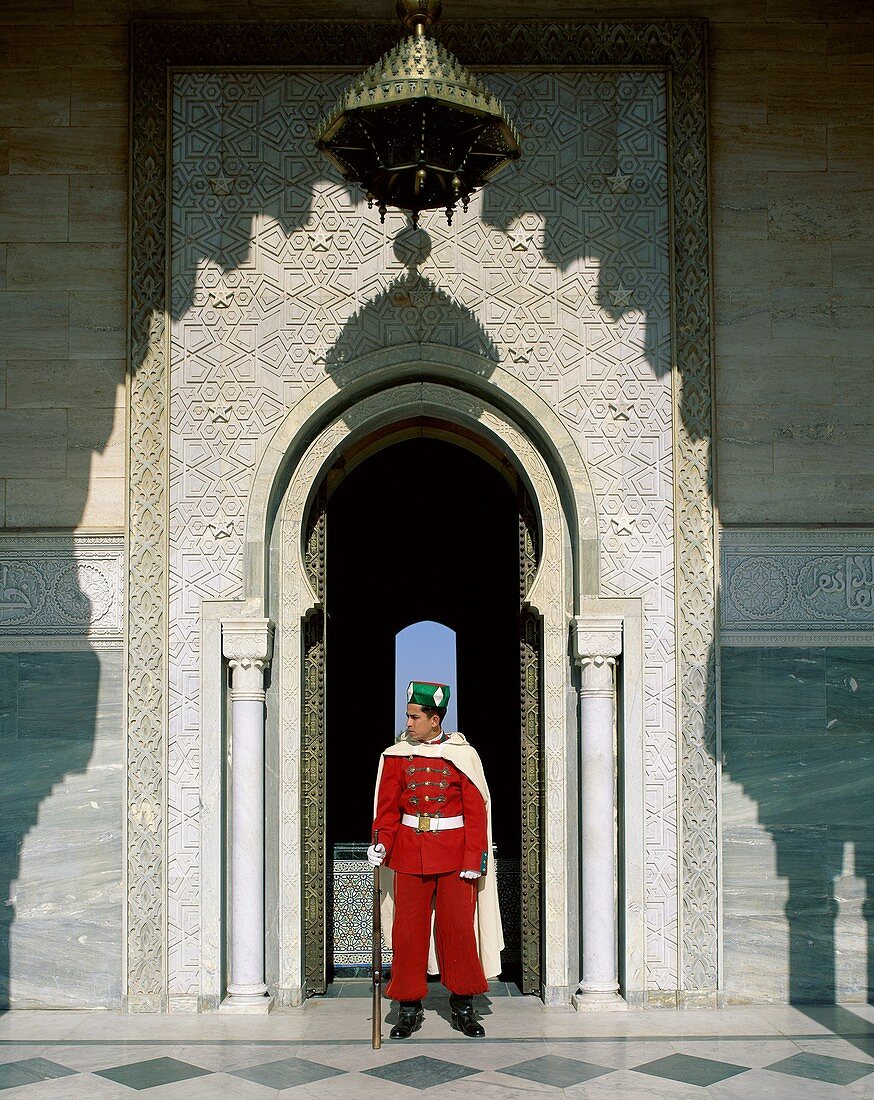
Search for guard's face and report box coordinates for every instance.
[406,704,441,743]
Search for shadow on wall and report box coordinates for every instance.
[0,579,121,1009]
[166,68,680,427]
[721,646,874,1013]
[324,226,498,375]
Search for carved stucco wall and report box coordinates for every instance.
[129,20,715,1008]
[168,67,676,997]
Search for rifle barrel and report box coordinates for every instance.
[371,842,382,1049]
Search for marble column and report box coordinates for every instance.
[572,616,626,1011]
[220,618,274,1014]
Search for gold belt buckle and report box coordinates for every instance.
[416,814,435,833]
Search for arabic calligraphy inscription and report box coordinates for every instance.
[722,533,874,632]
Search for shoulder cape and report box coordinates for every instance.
[374,732,505,980]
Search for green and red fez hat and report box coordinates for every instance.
[407,681,451,708]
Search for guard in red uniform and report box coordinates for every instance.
[368,681,496,1039]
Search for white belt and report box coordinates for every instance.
[402,814,463,833]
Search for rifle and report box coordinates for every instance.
[371,830,383,1050]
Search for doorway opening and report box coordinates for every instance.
[395,621,458,735]
[304,424,542,993]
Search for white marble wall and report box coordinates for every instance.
[0,649,123,1009]
[720,528,874,1003]
[0,536,124,1008]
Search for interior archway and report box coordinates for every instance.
[321,429,533,987]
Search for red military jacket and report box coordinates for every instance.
[373,750,489,876]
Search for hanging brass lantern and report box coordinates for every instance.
[315,1,522,226]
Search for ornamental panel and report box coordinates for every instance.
[0,536,123,645]
[721,529,874,644]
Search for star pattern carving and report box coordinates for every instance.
[208,175,234,196]
[611,285,633,308]
[607,172,631,192]
[309,227,334,252]
[611,509,636,536]
[508,227,535,251]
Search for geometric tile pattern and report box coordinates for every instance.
[168,68,676,994]
[230,1056,345,1088]
[363,1055,479,1089]
[7,1028,874,1095]
[331,858,394,969]
[94,1057,211,1090]
[634,1052,748,1087]
[499,1054,613,1087]
[765,1052,874,1086]
[0,1060,76,1091]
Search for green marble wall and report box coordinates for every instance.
[0,650,122,1008]
[721,647,874,1003]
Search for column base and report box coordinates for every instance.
[220,992,274,1014]
[573,990,627,1012]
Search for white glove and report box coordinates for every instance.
[459,870,481,880]
[367,843,386,867]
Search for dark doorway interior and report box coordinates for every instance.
[325,433,525,981]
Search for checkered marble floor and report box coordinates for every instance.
[1,993,874,1097]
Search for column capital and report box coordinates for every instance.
[572,615,623,662]
[222,619,274,699]
[222,618,274,663]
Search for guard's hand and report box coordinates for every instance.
[459,870,481,880]
[367,843,386,867]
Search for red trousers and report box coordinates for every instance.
[386,871,489,1003]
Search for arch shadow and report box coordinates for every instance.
[0,539,120,1008]
[721,642,874,1019]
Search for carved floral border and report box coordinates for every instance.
[0,535,124,644]
[129,18,715,1006]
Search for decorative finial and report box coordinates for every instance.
[396,1,443,33]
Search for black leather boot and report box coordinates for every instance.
[449,994,485,1037]
[390,1000,424,1039]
